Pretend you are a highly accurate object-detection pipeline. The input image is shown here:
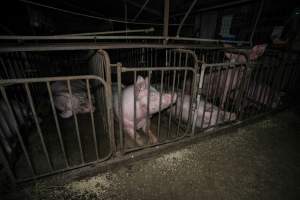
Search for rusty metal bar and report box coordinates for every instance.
[46,82,69,168]
[67,80,84,164]
[132,0,151,22]
[86,79,99,160]
[117,65,124,151]
[133,71,137,145]
[176,0,198,37]
[146,71,152,143]
[157,70,164,139]
[249,0,265,45]
[25,83,53,170]
[163,0,170,44]
[0,86,35,176]
[0,137,16,188]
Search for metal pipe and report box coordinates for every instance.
[47,82,69,168]
[176,0,198,37]
[117,64,124,152]
[86,79,99,160]
[172,0,255,17]
[125,0,161,17]
[0,136,16,188]
[157,71,164,138]
[0,86,35,175]
[249,0,265,46]
[146,71,151,143]
[58,28,155,36]
[25,83,53,170]
[133,71,137,145]
[0,42,251,53]
[67,80,84,164]
[132,0,151,22]
[163,0,170,44]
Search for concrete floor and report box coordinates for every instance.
[8,108,300,200]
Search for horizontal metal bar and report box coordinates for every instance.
[16,152,112,183]
[0,35,250,44]
[0,75,106,85]
[0,43,250,53]
[121,66,196,72]
[58,27,155,36]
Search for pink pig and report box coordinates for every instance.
[224,43,267,63]
[113,76,177,145]
[170,95,236,129]
[51,80,95,118]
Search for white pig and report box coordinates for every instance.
[113,76,177,145]
[199,44,268,108]
[224,44,267,63]
[170,95,237,129]
[51,80,95,118]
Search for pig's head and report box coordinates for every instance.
[249,44,267,60]
[224,43,267,63]
[135,76,177,115]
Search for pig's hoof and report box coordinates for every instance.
[149,137,159,144]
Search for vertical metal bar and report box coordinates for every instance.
[177,69,187,136]
[216,65,230,123]
[248,64,260,116]
[133,71,137,144]
[157,71,164,139]
[223,65,237,121]
[67,80,84,163]
[200,66,213,129]
[167,70,177,137]
[46,82,69,167]
[146,70,151,143]
[0,57,9,79]
[233,65,246,116]
[0,135,17,188]
[132,0,150,22]
[163,0,170,44]
[117,65,124,151]
[86,79,99,160]
[212,65,223,124]
[249,0,265,46]
[239,64,254,119]
[176,0,198,37]
[25,83,53,170]
[0,86,35,176]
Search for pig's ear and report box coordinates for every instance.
[135,76,146,93]
[225,52,232,59]
[225,52,238,60]
[144,77,150,88]
[136,75,144,84]
[250,44,267,59]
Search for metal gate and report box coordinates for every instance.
[112,48,198,152]
[0,50,114,184]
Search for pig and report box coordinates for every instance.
[113,76,177,145]
[198,44,268,109]
[224,43,267,63]
[170,95,237,128]
[51,80,95,118]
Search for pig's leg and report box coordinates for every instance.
[142,119,158,144]
[123,123,144,146]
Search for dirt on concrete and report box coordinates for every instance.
[13,108,300,200]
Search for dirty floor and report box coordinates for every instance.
[9,108,300,200]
